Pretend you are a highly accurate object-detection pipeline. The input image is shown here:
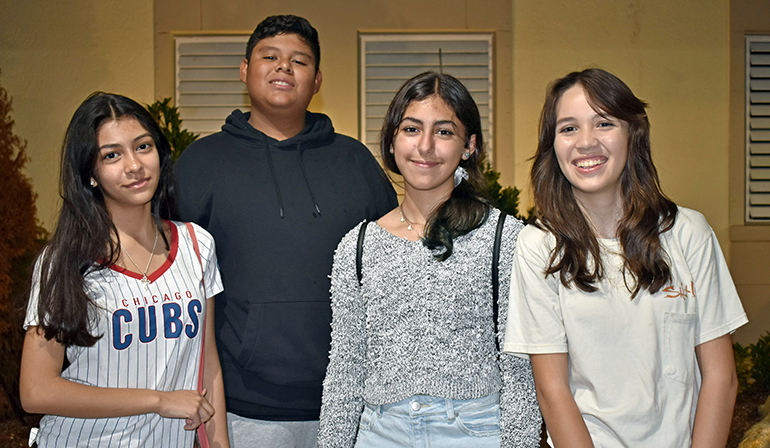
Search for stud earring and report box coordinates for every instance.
[90,179,97,187]
[389,146,394,154]
[463,152,470,159]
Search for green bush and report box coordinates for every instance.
[734,332,770,395]
[146,98,199,162]
[734,342,754,395]
[0,69,43,422]
[482,163,533,223]
[750,333,770,390]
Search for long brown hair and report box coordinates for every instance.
[531,68,677,297]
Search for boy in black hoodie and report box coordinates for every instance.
[174,15,397,448]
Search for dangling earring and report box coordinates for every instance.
[453,166,469,187]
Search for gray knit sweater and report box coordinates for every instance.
[318,209,541,447]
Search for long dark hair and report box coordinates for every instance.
[35,92,177,346]
[531,68,677,297]
[380,71,489,261]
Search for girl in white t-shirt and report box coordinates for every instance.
[19,93,229,447]
[503,69,747,447]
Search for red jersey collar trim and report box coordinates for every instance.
[109,220,178,284]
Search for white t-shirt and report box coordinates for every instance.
[503,207,747,448]
[25,221,223,448]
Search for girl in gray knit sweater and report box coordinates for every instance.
[318,72,542,448]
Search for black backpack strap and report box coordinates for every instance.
[492,212,507,350]
[356,220,369,286]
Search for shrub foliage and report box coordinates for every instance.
[0,69,43,421]
[146,98,199,162]
[482,163,533,223]
[734,332,770,395]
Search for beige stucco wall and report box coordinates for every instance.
[153,0,513,182]
[2,0,765,342]
[0,0,155,230]
[511,0,767,344]
[512,0,731,241]
[729,0,770,345]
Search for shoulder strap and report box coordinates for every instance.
[356,220,369,286]
[184,225,206,375]
[492,212,507,350]
[185,223,203,276]
[184,222,211,448]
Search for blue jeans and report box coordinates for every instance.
[354,393,501,448]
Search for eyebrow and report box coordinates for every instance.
[401,117,459,130]
[257,45,313,60]
[98,132,153,151]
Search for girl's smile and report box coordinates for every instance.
[553,84,629,207]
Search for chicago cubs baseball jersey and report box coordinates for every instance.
[24,221,223,447]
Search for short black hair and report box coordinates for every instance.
[245,15,320,72]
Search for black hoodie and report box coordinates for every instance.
[175,110,397,420]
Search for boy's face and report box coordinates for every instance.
[240,33,322,117]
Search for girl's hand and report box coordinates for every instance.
[157,388,215,430]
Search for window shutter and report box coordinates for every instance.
[175,35,250,137]
[747,35,770,222]
[359,34,494,163]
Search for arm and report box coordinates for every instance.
[496,217,542,447]
[20,326,214,426]
[530,353,594,448]
[317,232,368,448]
[677,212,743,446]
[202,298,230,448]
[498,354,542,447]
[691,334,737,448]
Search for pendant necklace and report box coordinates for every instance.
[399,205,422,233]
[120,227,159,290]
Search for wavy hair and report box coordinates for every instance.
[35,92,177,346]
[380,71,489,261]
[531,68,677,297]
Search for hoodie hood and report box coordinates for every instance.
[221,109,336,149]
[221,110,336,217]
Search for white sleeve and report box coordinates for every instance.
[23,256,43,329]
[503,225,568,355]
[677,210,748,345]
[188,222,224,299]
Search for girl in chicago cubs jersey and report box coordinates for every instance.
[503,69,747,448]
[20,92,229,447]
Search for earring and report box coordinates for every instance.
[90,179,97,187]
[389,146,394,154]
[463,152,470,159]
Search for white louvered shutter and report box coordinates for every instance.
[747,35,770,222]
[175,35,250,137]
[359,34,494,163]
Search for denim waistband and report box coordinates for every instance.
[364,393,499,422]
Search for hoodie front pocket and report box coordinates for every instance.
[237,301,332,386]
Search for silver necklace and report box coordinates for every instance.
[399,205,423,233]
[120,227,159,290]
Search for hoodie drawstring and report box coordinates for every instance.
[263,134,285,218]
[297,142,322,215]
